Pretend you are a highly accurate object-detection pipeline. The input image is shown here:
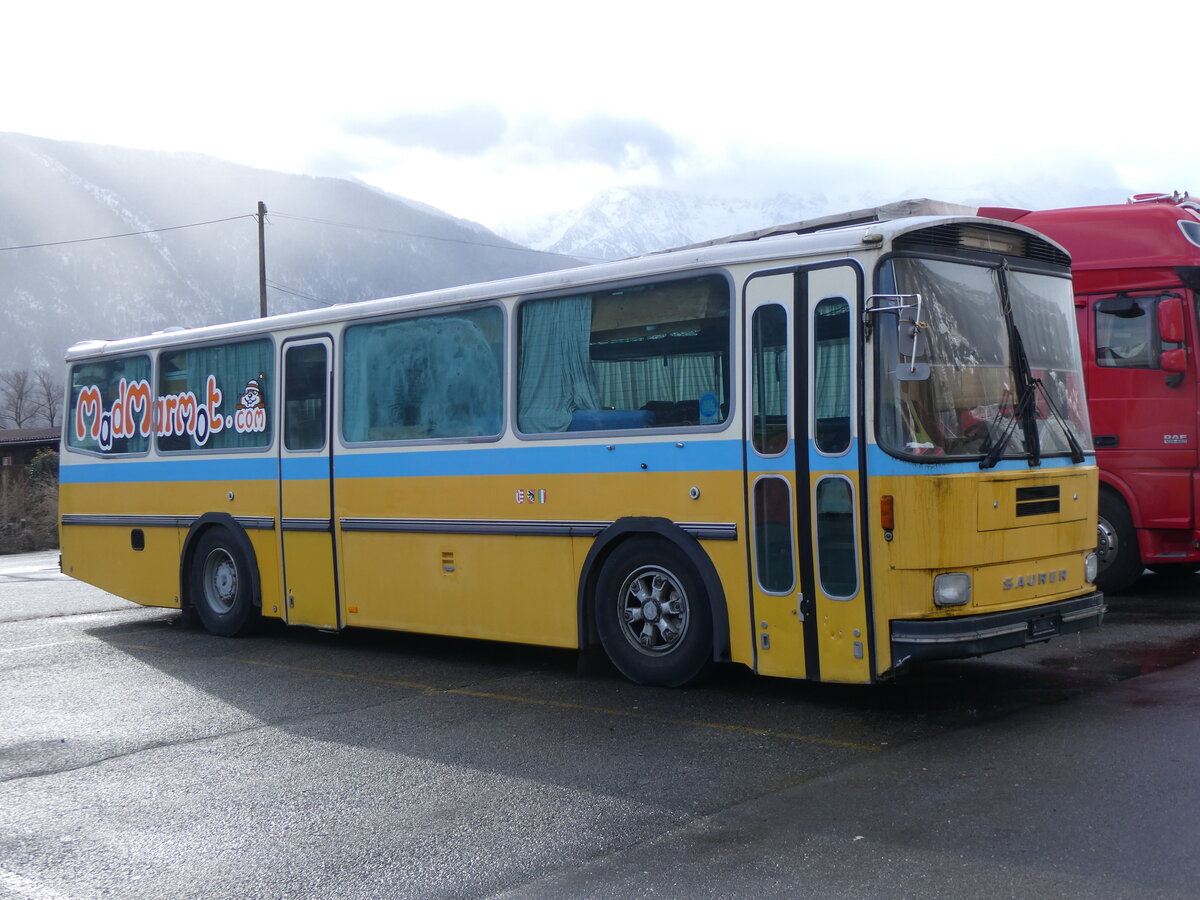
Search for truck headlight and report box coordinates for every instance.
[934,573,971,607]
[1085,552,1099,584]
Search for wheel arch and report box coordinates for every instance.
[577,517,731,663]
[180,513,264,611]
[1099,474,1140,527]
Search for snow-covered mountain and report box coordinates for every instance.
[0,133,578,369]
[498,179,1130,261]
[497,187,827,260]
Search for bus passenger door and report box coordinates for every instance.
[801,264,870,683]
[279,337,339,629]
[744,274,807,678]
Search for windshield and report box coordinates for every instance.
[876,257,1093,461]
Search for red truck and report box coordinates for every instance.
[981,194,1200,591]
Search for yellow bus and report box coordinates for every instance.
[59,208,1104,686]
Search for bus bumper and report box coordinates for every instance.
[890,591,1105,668]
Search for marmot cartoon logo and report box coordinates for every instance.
[234,373,268,433]
[237,374,265,411]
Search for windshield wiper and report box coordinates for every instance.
[979,376,1087,469]
[1032,379,1087,464]
[979,382,1036,470]
[984,260,1042,469]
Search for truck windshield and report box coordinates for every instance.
[876,257,1093,461]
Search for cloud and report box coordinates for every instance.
[345,106,683,177]
[347,105,508,156]
[514,115,682,173]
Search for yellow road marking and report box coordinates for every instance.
[113,642,881,752]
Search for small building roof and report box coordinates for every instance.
[0,428,60,449]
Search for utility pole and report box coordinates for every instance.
[257,201,268,318]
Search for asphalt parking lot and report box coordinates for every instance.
[2,551,1198,899]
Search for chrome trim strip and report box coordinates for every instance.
[890,622,1030,645]
[339,518,608,537]
[339,518,737,540]
[1060,605,1106,623]
[61,514,275,530]
[281,518,332,532]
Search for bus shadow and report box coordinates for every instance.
[81,583,1200,810]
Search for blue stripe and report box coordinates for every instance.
[281,456,331,480]
[59,441,1097,485]
[865,445,1096,476]
[61,440,748,485]
[335,440,745,478]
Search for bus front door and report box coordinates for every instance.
[278,337,340,629]
[801,264,870,683]
[745,264,871,682]
[745,273,807,678]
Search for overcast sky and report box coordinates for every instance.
[2,1,1191,228]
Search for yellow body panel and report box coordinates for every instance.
[59,478,283,616]
[332,467,750,651]
[866,465,1100,673]
[60,511,182,609]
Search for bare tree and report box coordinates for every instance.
[0,369,63,429]
[34,368,64,428]
[0,370,35,428]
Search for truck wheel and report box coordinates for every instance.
[1095,492,1142,594]
[594,538,713,687]
[189,528,260,636]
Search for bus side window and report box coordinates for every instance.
[518,275,731,434]
[66,355,151,455]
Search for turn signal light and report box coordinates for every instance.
[880,495,895,532]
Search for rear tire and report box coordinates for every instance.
[189,528,260,636]
[1095,492,1142,594]
[594,538,713,687]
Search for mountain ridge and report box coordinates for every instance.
[0,133,578,369]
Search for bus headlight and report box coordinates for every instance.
[1085,552,1099,585]
[934,573,971,607]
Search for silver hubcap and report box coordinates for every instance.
[1096,517,1117,573]
[202,548,238,614]
[617,565,689,655]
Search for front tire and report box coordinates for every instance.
[594,538,713,687]
[189,528,260,636]
[1095,492,1142,594]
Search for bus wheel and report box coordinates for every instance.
[594,539,712,687]
[1095,493,1142,595]
[189,528,260,637]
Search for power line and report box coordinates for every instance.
[270,210,596,260]
[0,214,257,253]
[265,279,338,309]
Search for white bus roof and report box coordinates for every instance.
[64,208,1057,360]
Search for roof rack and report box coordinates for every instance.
[1127,191,1200,215]
[660,198,977,253]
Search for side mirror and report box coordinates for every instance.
[1158,296,1186,344]
[1162,348,1187,373]
[1161,347,1187,387]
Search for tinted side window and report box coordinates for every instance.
[157,339,273,451]
[67,355,152,454]
[518,275,730,433]
[343,306,503,443]
[1095,296,1168,369]
[814,297,851,454]
[751,304,788,455]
